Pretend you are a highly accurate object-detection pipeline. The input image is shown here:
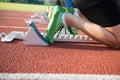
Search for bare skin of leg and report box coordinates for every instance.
[65,13,120,48]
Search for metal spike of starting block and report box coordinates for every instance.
[0,21,98,46]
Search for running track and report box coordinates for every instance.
[0,10,120,79]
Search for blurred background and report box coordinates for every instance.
[0,0,57,5]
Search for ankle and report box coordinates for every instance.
[65,13,71,27]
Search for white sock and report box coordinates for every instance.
[61,12,71,34]
[74,9,80,17]
[62,13,67,28]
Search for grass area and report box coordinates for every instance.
[0,2,49,12]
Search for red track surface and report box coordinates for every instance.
[0,10,120,75]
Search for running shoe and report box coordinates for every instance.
[46,6,66,44]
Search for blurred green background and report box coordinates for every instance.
[0,0,57,5]
[0,0,57,12]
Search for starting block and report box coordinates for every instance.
[28,12,48,24]
[0,20,98,46]
[1,31,24,42]
[0,21,49,46]
[31,12,48,19]
[23,21,49,46]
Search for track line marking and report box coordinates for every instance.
[0,25,47,30]
[0,16,28,20]
[0,73,120,80]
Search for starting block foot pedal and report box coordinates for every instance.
[24,21,49,46]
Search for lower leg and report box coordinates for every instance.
[64,13,119,48]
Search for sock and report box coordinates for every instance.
[61,12,71,34]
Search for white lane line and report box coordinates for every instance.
[0,73,119,80]
[0,16,28,20]
[0,25,47,30]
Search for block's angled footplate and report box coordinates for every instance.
[24,21,49,46]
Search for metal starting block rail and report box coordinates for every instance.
[0,21,98,46]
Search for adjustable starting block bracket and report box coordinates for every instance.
[0,21,98,46]
[54,34,97,43]
[1,31,24,42]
